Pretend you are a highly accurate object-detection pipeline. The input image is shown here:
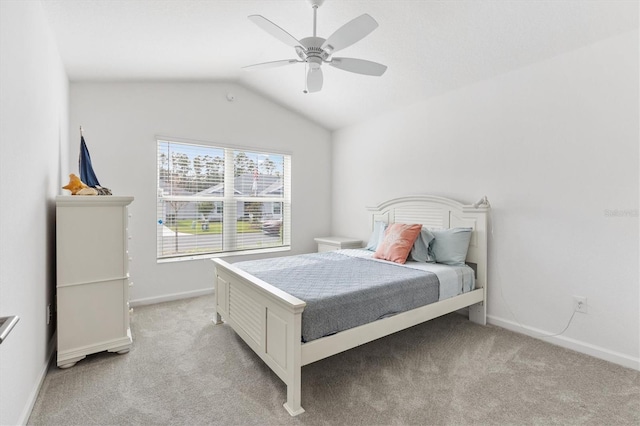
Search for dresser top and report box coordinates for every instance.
[56,195,134,207]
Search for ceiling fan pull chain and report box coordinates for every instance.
[303,62,309,94]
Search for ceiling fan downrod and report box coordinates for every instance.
[313,5,317,37]
[308,0,325,37]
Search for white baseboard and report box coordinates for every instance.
[129,288,214,307]
[19,332,57,425]
[487,315,640,371]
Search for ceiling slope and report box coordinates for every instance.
[41,0,638,130]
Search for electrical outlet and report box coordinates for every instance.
[573,296,587,314]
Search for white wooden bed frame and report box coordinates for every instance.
[212,195,489,416]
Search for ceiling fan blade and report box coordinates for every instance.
[321,14,378,54]
[306,68,323,93]
[328,57,387,76]
[248,15,303,49]
[242,59,299,71]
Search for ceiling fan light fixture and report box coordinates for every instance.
[307,57,322,69]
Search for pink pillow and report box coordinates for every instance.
[373,223,422,264]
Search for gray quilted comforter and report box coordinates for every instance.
[234,251,439,342]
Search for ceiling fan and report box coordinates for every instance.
[243,0,387,93]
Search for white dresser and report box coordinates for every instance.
[56,195,134,368]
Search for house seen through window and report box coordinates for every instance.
[157,139,291,261]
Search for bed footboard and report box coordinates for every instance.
[212,258,307,416]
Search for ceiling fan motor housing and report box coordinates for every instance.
[297,36,330,67]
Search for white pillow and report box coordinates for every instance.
[410,227,436,262]
[430,227,473,266]
[365,221,387,251]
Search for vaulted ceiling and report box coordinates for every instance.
[41,0,637,130]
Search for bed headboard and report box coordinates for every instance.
[367,195,490,290]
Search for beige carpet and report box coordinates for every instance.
[28,295,639,425]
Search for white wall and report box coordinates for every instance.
[0,1,69,424]
[332,30,639,369]
[69,82,332,304]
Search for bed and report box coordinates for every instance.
[212,195,490,416]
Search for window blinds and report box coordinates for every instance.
[157,139,291,260]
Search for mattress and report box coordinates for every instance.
[233,249,475,342]
[339,249,476,301]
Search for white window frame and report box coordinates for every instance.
[156,137,291,262]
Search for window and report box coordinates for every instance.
[157,139,291,261]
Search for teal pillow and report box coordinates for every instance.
[410,227,436,262]
[430,227,473,266]
[365,221,387,251]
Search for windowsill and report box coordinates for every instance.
[157,245,291,264]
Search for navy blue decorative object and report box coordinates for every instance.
[79,135,101,188]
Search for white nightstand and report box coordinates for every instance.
[314,236,362,253]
